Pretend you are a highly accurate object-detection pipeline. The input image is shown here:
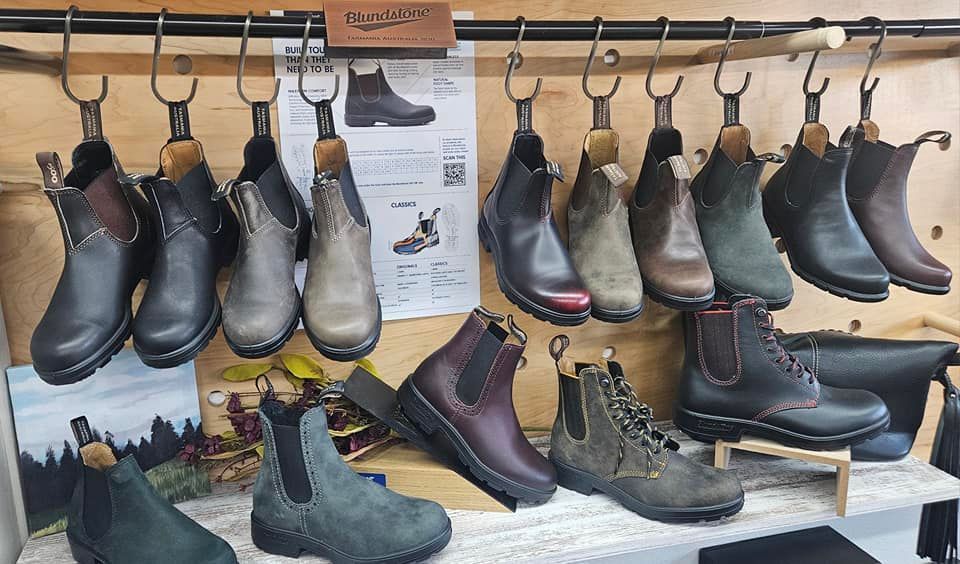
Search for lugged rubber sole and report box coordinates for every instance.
[888,273,950,295]
[591,302,644,324]
[344,113,436,127]
[643,281,715,312]
[251,514,451,564]
[549,455,745,522]
[399,378,556,503]
[135,300,222,369]
[36,307,133,386]
[225,302,302,359]
[674,404,891,451]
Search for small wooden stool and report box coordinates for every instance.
[714,438,851,516]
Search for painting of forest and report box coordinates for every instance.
[6,350,211,538]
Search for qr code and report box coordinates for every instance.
[443,162,466,187]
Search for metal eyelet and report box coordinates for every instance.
[756,307,768,317]
[600,378,610,387]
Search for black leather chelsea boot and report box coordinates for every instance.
[344,61,436,127]
[133,105,239,368]
[32,143,154,385]
[674,296,891,450]
[479,97,591,326]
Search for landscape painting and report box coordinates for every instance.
[6,349,211,538]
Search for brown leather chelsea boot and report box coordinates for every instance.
[398,307,558,503]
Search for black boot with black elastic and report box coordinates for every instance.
[345,61,436,127]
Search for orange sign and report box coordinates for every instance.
[323,1,457,48]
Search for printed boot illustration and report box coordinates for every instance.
[32,144,154,385]
[763,124,889,302]
[302,136,381,361]
[547,335,744,522]
[220,113,310,358]
[345,61,436,127]
[133,127,240,368]
[690,125,792,309]
[847,129,953,294]
[566,100,643,323]
[66,417,236,564]
[479,97,591,326]
[781,330,959,461]
[252,388,452,563]
[393,208,440,255]
[398,307,558,502]
[675,296,891,450]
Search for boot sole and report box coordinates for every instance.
[478,215,590,326]
[763,204,889,303]
[643,281,715,312]
[135,300,221,369]
[251,514,451,564]
[304,299,382,362]
[344,114,436,127]
[36,307,132,386]
[398,378,556,503]
[888,273,950,295]
[225,301,302,359]
[713,278,793,311]
[591,302,644,324]
[68,533,115,564]
[673,404,891,451]
[549,455,745,522]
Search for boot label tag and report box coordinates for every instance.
[546,160,565,182]
[666,155,691,180]
[324,1,457,50]
[70,416,94,447]
[211,179,238,201]
[36,152,64,190]
[600,163,629,187]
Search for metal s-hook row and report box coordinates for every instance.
[646,16,684,129]
[237,11,281,138]
[505,16,543,132]
[298,13,340,141]
[858,16,887,122]
[714,16,752,127]
[582,16,621,130]
[62,5,108,141]
[802,17,830,124]
[152,8,198,141]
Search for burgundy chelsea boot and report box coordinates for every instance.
[398,307,558,502]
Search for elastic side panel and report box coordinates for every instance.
[698,313,738,383]
[846,139,894,199]
[176,163,220,233]
[337,163,367,227]
[82,465,111,540]
[455,323,506,406]
[256,161,298,230]
[272,423,312,504]
[560,365,587,441]
[83,167,136,241]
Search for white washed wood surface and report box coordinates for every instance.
[18,427,960,563]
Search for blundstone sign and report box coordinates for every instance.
[324,1,457,48]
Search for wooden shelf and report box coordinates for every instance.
[18,425,960,563]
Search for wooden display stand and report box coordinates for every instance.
[714,438,851,517]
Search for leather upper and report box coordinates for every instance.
[345,66,436,121]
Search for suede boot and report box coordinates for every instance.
[675,296,891,450]
[398,307,558,502]
[566,98,643,323]
[252,392,452,563]
[547,336,743,521]
[32,143,154,385]
[66,417,236,564]
[344,62,435,127]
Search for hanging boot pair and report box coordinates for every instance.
[393,208,441,255]
[548,335,744,522]
[345,60,436,127]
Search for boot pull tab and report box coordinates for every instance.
[548,334,570,363]
[314,100,337,140]
[515,97,534,133]
[474,305,505,324]
[255,374,276,405]
[36,152,65,190]
[839,125,865,149]
[79,100,105,142]
[506,314,527,345]
[592,96,611,130]
[754,152,785,165]
[70,416,94,447]
[654,95,673,129]
[252,101,272,138]
[167,100,193,141]
[211,178,239,201]
[317,381,346,402]
[915,130,951,150]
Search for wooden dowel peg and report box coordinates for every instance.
[923,312,960,337]
[696,26,847,64]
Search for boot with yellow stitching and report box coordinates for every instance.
[547,335,744,522]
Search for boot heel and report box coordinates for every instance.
[477,217,492,253]
[551,458,595,496]
[67,538,101,564]
[673,405,743,443]
[252,517,304,558]
[398,378,442,434]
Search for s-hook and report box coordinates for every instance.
[298,13,340,141]
[646,16,684,129]
[582,16,621,130]
[858,16,887,122]
[714,16,752,127]
[152,8,198,141]
[802,17,830,124]
[237,11,281,138]
[504,16,543,132]
[61,5,108,141]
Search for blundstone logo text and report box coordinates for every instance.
[344,7,431,32]
[46,163,59,186]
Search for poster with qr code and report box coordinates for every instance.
[271,11,480,321]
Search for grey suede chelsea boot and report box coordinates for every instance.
[566,99,643,323]
[547,336,744,522]
[252,390,452,563]
[690,128,793,309]
[302,137,381,361]
[219,105,310,359]
[66,417,236,564]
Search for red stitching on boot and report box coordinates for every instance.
[696,310,742,386]
[752,400,817,421]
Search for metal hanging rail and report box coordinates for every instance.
[0,10,958,40]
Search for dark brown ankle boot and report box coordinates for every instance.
[398,307,557,502]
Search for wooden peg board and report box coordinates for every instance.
[0,1,957,461]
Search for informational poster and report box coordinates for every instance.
[271,11,480,322]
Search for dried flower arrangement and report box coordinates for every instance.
[178,354,395,484]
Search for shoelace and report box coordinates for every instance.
[757,308,815,384]
[601,370,672,469]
